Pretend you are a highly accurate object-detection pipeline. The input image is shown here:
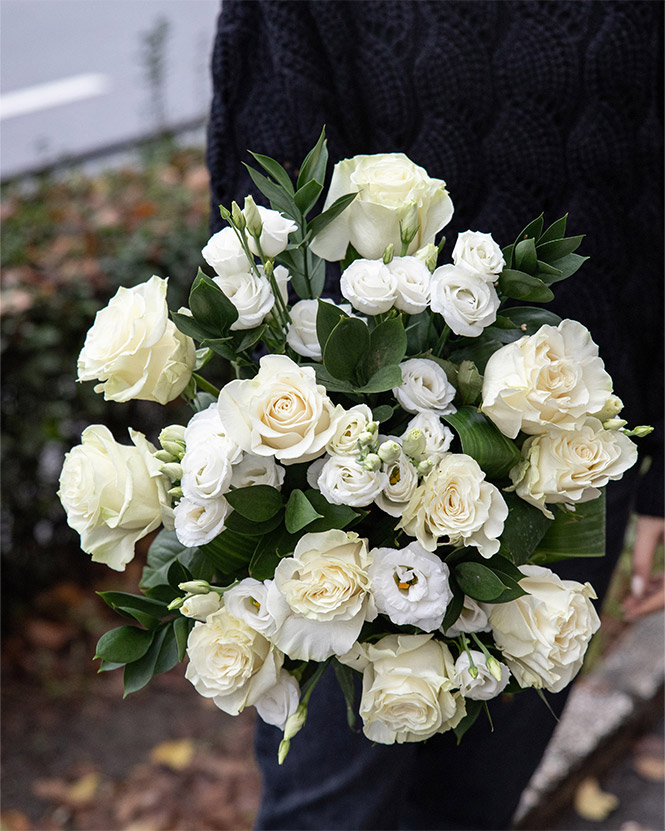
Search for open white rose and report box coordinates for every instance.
[398,453,508,556]
[326,404,374,456]
[368,542,453,631]
[453,650,510,700]
[58,425,171,571]
[213,271,275,330]
[386,256,432,314]
[286,298,353,361]
[266,530,376,661]
[509,418,638,518]
[317,454,389,507]
[341,634,465,744]
[185,607,283,716]
[402,412,454,462]
[310,153,454,261]
[481,320,614,438]
[255,669,300,730]
[224,578,278,638]
[184,404,242,462]
[181,438,234,505]
[202,227,249,278]
[393,358,456,417]
[452,230,505,279]
[247,206,298,258]
[181,592,223,621]
[77,276,195,404]
[489,565,600,693]
[374,444,419,516]
[173,495,230,547]
[230,454,286,490]
[430,263,501,337]
[340,259,398,315]
[217,354,343,464]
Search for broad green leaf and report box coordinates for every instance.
[294,179,323,216]
[95,625,154,664]
[224,509,284,536]
[454,699,482,744]
[200,337,239,361]
[189,269,239,333]
[514,214,544,246]
[171,311,212,342]
[543,253,589,284]
[405,311,431,354]
[311,364,355,393]
[141,529,213,591]
[538,214,568,244]
[98,659,125,673]
[372,404,395,423]
[454,561,508,602]
[498,269,554,303]
[503,306,561,334]
[456,361,483,406]
[307,192,357,240]
[123,626,167,696]
[443,406,521,479]
[225,485,283,521]
[333,659,357,729]
[234,325,267,353]
[502,243,514,269]
[167,560,192,592]
[440,580,464,632]
[316,300,349,354]
[498,492,553,565]
[536,235,584,262]
[243,163,298,218]
[248,534,282,580]
[514,238,538,274]
[532,492,605,563]
[535,260,563,278]
[363,317,407,380]
[249,151,295,194]
[297,127,328,190]
[353,364,403,394]
[304,489,363,532]
[200,529,259,576]
[173,616,192,661]
[285,489,323,533]
[323,317,370,382]
[97,591,167,629]
[307,250,326,297]
[154,625,179,675]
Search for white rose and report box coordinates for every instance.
[489,565,601,693]
[184,404,242,462]
[453,651,510,700]
[326,404,374,456]
[403,412,454,462]
[310,153,454,261]
[393,358,456,417]
[224,578,278,638]
[340,259,398,315]
[452,230,505,279]
[230,454,286,490]
[247,206,298,258]
[173,495,230,547]
[213,271,274,330]
[202,227,249,278]
[509,418,638,518]
[286,298,353,361]
[266,530,376,661]
[481,320,614,438]
[443,596,491,637]
[430,263,500,337]
[386,256,432,314]
[217,354,343,464]
[58,425,171,571]
[181,592,223,621]
[343,635,465,744]
[181,438,234,505]
[317,454,389,507]
[255,669,301,730]
[398,453,508,557]
[270,264,291,306]
[368,542,453,631]
[77,276,195,404]
[185,607,283,716]
[374,445,419,516]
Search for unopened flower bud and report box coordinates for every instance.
[378,440,401,464]
[414,243,439,273]
[362,453,382,471]
[159,424,186,447]
[592,394,624,422]
[623,425,654,438]
[402,428,427,459]
[231,201,246,231]
[367,421,379,435]
[178,580,211,595]
[168,486,184,499]
[399,201,419,247]
[468,664,479,679]
[167,596,185,611]
[263,259,274,279]
[278,702,307,765]
[416,458,434,476]
[162,440,185,458]
[160,462,183,481]
[154,449,176,463]
[219,204,231,222]
[603,417,628,431]
[243,194,263,238]
[358,431,375,447]
[382,243,395,265]
[486,655,504,683]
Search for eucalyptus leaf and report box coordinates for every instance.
[498,492,553,565]
[333,659,357,729]
[514,214,544,245]
[543,253,589,283]
[405,311,431,353]
[323,317,370,382]
[224,509,284,536]
[503,306,562,334]
[304,489,363,532]
[225,485,284,521]
[153,625,180,675]
[285,489,324,533]
[244,163,298,218]
[174,616,192,661]
[311,364,355,393]
[454,699,482,744]
[141,529,214,590]
[372,404,395,423]
[514,238,538,274]
[308,192,357,240]
[456,361,483,406]
[316,299,349,354]
[363,317,407,380]
[353,364,403,394]
[189,268,239,333]
[201,529,260,576]
[454,561,508,602]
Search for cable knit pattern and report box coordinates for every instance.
[206,0,662,513]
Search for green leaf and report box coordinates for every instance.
[372,404,395,423]
[307,192,357,240]
[536,235,584,262]
[363,317,407,380]
[200,529,259,576]
[95,625,154,664]
[97,591,167,629]
[248,151,295,194]
[323,317,370,382]
[514,238,538,274]
[294,179,323,216]
[498,269,554,303]
[244,163,298,218]
[503,306,561,335]
[167,560,192,592]
[248,535,283,580]
[171,311,211,342]
[532,492,605,563]
[443,406,521,479]
[174,616,192,661]
[297,127,328,190]
[454,561,508,602]
[154,625,179,675]
[224,509,284,536]
[454,699,482,744]
[353,364,403,394]
[123,626,167,696]
[535,260,562,278]
[307,250,326,297]
[97,659,125,673]
[543,253,589,284]
[189,269,239,333]
[316,299,349,354]
[538,214,568,245]
[502,243,514,270]
[285,489,323,534]
[311,364,355,393]
[234,324,267,353]
[304,490,363,532]
[333,659,357,729]
[140,529,213,591]
[225,485,283,521]
[405,311,431,354]
[498,492,553,565]
[456,361,483,406]
[514,214,544,246]
[441,580,464,632]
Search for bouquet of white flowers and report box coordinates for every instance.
[58,130,649,759]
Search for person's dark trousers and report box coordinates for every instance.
[253,470,638,831]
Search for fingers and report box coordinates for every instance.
[631,515,665,597]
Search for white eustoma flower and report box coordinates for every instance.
[181,592,223,621]
[77,276,195,404]
[340,258,398,315]
[230,454,286,490]
[266,530,376,661]
[255,669,300,730]
[368,542,453,631]
[224,578,279,638]
[489,565,601,693]
[386,256,432,314]
[181,438,234,504]
[393,358,456,417]
[317,454,389,507]
[184,404,242,463]
[398,453,508,557]
[58,425,172,572]
[202,227,249,278]
[217,354,343,464]
[452,230,505,279]
[213,271,275,330]
[481,320,614,438]
[310,153,454,261]
[185,607,283,716]
[286,299,353,361]
[340,634,465,744]
[247,206,298,258]
[326,404,374,456]
[430,263,500,337]
[453,651,510,700]
[443,596,491,637]
[509,418,638,518]
[402,412,454,462]
[173,495,230,547]
[374,444,419,516]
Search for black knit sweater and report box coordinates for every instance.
[206,0,663,515]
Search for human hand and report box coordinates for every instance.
[622,515,665,620]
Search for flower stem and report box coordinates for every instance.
[192,373,220,398]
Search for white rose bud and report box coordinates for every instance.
[430,263,500,337]
[452,230,505,279]
[393,358,456,417]
[362,453,382,471]
[378,440,401,464]
[247,206,298,258]
[202,227,248,278]
[340,258,398,316]
[402,427,427,459]
[181,592,223,621]
[414,243,439,273]
[213,271,275,331]
[399,201,420,246]
[243,195,263,238]
[453,650,510,700]
[603,417,628,430]
[386,256,432,315]
[179,579,211,594]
